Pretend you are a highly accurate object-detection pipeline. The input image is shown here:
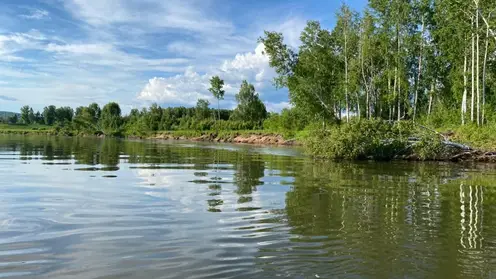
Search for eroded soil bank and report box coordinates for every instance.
[149,133,300,146]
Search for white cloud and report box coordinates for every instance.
[0,55,29,62]
[138,68,211,106]
[46,43,112,55]
[0,29,47,59]
[260,17,307,49]
[0,1,303,112]
[64,0,233,34]
[265,101,292,112]
[148,17,305,107]
[45,42,190,72]
[20,9,50,20]
[221,44,268,72]
[137,43,277,106]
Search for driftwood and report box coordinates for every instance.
[407,137,473,151]
[381,121,495,162]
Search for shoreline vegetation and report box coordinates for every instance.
[2,1,496,162]
[3,121,496,163]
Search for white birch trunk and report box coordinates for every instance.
[428,82,434,116]
[476,7,480,126]
[462,49,468,125]
[414,17,424,122]
[471,19,475,123]
[482,24,489,125]
[344,19,350,123]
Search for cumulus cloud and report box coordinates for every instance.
[138,68,211,106]
[136,17,306,109]
[0,1,302,112]
[137,43,277,107]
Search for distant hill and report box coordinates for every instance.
[0,111,19,119]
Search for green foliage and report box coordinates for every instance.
[43,105,57,125]
[209,76,225,125]
[195,99,211,120]
[259,0,496,129]
[143,103,163,131]
[0,111,18,121]
[175,119,260,132]
[263,107,311,138]
[55,106,74,125]
[209,76,225,101]
[421,105,459,128]
[448,124,496,150]
[28,108,36,124]
[413,133,445,161]
[88,103,101,121]
[305,119,413,160]
[20,106,31,124]
[8,114,18,124]
[231,80,267,124]
[99,102,122,136]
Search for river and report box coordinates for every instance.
[0,135,495,278]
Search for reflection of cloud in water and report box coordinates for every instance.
[134,168,264,213]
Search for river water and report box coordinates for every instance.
[0,135,495,278]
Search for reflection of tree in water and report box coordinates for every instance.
[274,160,496,278]
[72,138,102,165]
[10,136,75,161]
[207,183,223,213]
[206,148,223,212]
[98,139,122,166]
[233,152,265,206]
[203,149,268,212]
[6,136,496,277]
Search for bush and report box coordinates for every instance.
[263,108,310,135]
[412,133,445,160]
[305,119,413,160]
[421,105,459,128]
[211,120,261,131]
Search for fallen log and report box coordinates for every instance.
[450,150,481,162]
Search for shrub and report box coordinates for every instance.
[305,119,413,160]
[412,133,445,160]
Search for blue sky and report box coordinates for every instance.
[0,0,367,114]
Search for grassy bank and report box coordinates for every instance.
[0,124,56,135]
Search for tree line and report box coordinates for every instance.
[260,0,496,127]
[4,79,275,136]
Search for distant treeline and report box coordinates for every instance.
[2,79,311,136]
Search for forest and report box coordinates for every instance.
[260,0,495,126]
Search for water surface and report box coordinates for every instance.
[0,135,496,278]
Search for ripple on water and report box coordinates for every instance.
[0,136,496,278]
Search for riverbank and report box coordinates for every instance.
[304,120,496,163]
[2,122,496,162]
[0,125,301,146]
[148,131,300,146]
[0,124,55,135]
